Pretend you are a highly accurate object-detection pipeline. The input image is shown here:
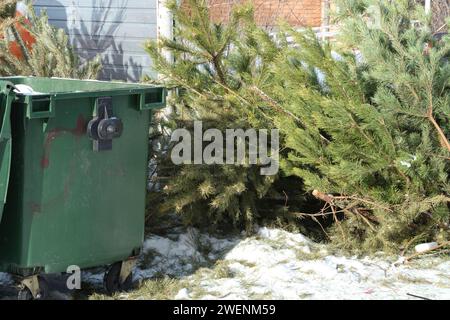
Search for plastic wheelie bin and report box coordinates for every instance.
[0,77,166,299]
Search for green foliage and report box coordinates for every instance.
[0,0,19,74]
[268,0,449,251]
[145,0,305,233]
[0,2,101,78]
[148,0,449,251]
[0,0,16,21]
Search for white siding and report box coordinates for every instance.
[34,0,158,81]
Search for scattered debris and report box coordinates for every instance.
[415,242,439,253]
[406,293,432,300]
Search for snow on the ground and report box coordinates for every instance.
[2,227,449,300]
[135,227,238,280]
[0,273,12,287]
[138,227,450,300]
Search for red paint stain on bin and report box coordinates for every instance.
[41,115,86,169]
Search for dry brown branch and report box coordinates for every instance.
[427,107,450,152]
[331,202,346,240]
[312,189,379,231]
[425,73,450,153]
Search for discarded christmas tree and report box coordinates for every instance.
[145,0,309,233]
[0,0,21,75]
[0,1,101,78]
[267,0,449,251]
[148,0,448,251]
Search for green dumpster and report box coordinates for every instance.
[0,77,166,299]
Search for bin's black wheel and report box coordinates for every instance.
[17,288,33,301]
[17,276,49,300]
[104,262,133,295]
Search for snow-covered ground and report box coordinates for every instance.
[1,227,449,300]
[133,227,450,300]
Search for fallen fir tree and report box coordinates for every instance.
[268,0,449,251]
[148,0,449,252]
[145,0,313,234]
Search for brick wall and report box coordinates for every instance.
[184,0,323,27]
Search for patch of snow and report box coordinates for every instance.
[174,288,191,300]
[80,226,449,300]
[13,84,45,95]
[257,227,311,244]
[146,227,449,300]
[82,271,104,286]
[133,228,238,281]
[0,273,13,286]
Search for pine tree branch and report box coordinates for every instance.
[427,93,450,152]
[1,4,100,78]
[157,74,210,100]
[207,78,274,122]
[9,24,34,72]
[248,85,331,144]
[432,153,450,161]
[332,195,393,212]
[212,54,227,85]
[429,114,450,152]
[331,202,346,239]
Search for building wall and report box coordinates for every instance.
[201,0,323,27]
[34,0,158,81]
[33,0,324,81]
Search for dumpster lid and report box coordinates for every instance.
[1,76,165,98]
[0,81,14,225]
[1,77,167,113]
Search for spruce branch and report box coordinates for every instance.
[0,3,101,78]
[427,99,450,152]
[9,24,34,72]
[249,85,331,144]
